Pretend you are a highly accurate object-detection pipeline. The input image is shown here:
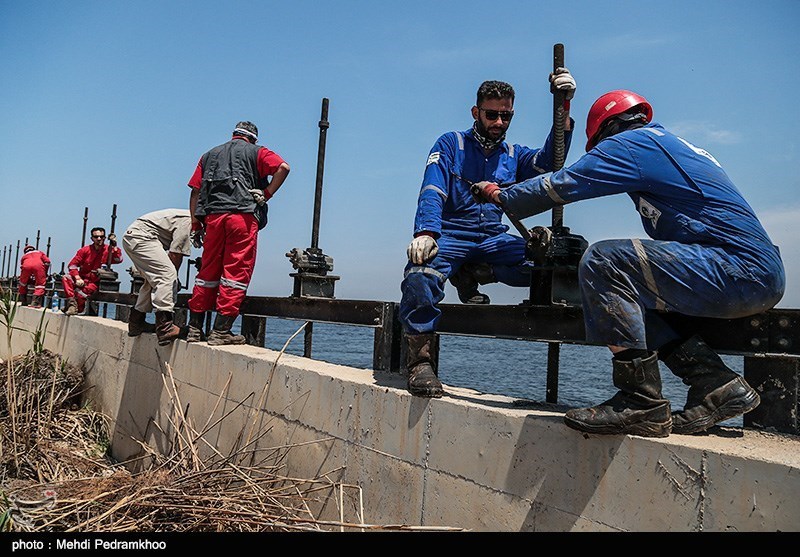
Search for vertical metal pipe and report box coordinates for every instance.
[2,246,6,278]
[46,237,51,257]
[311,98,330,250]
[35,229,40,250]
[551,43,566,231]
[14,241,20,279]
[545,43,567,402]
[106,203,117,266]
[81,207,89,247]
[304,321,314,358]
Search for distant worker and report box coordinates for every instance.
[61,227,123,316]
[122,208,193,345]
[475,89,785,437]
[186,120,290,345]
[400,69,577,398]
[18,244,51,308]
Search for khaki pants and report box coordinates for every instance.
[122,225,179,313]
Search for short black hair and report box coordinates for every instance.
[91,227,106,236]
[477,81,515,106]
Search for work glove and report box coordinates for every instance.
[549,67,576,100]
[407,234,438,265]
[249,188,267,206]
[190,222,205,249]
[473,181,501,205]
[75,276,85,288]
[107,233,117,247]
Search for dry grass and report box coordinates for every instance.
[0,323,462,532]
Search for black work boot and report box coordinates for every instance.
[155,311,181,346]
[564,352,672,438]
[29,295,43,308]
[207,313,246,346]
[405,333,444,398]
[186,311,207,343]
[449,263,493,305]
[19,293,29,306]
[128,308,156,337]
[662,335,760,434]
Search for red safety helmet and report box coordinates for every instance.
[585,90,653,151]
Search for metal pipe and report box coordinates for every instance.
[2,246,6,278]
[14,240,20,279]
[551,43,566,231]
[81,207,89,247]
[311,98,330,250]
[35,229,40,250]
[46,237,51,257]
[106,203,117,266]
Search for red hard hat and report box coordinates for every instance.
[585,90,653,151]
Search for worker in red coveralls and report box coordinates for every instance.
[61,227,123,315]
[18,245,51,308]
[186,120,290,345]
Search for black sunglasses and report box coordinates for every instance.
[479,108,514,122]
[92,235,106,239]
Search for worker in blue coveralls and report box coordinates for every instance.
[399,69,578,398]
[475,89,785,437]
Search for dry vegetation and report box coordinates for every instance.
[0,287,460,532]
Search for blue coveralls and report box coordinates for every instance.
[499,123,786,349]
[400,125,573,334]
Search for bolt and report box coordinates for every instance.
[750,338,761,348]
[750,318,761,328]
[778,338,789,348]
[778,318,790,328]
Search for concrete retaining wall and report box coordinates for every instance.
[3,306,800,532]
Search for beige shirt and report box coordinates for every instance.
[126,208,192,256]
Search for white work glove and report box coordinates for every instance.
[407,235,438,265]
[249,188,266,206]
[190,227,205,249]
[75,276,85,288]
[549,67,576,100]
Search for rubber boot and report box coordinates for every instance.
[662,335,760,434]
[207,313,246,346]
[405,333,444,398]
[449,263,492,305]
[155,311,181,346]
[186,311,207,343]
[128,308,156,337]
[29,295,43,309]
[63,297,79,316]
[563,352,672,438]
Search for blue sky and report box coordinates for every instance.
[1,0,799,307]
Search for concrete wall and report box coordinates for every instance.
[3,305,800,532]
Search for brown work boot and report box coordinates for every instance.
[155,311,181,346]
[449,263,493,305]
[185,311,207,343]
[564,353,672,438]
[662,335,760,434]
[207,313,246,346]
[405,333,444,398]
[128,308,156,337]
[63,297,79,316]
[29,295,44,308]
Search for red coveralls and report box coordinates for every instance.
[18,250,51,299]
[187,138,286,317]
[61,244,123,312]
